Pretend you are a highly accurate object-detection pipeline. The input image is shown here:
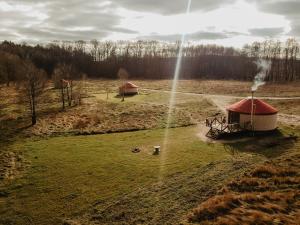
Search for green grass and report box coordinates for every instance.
[1,80,299,225]
[1,126,235,225]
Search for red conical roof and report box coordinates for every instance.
[226,98,278,115]
[120,82,138,88]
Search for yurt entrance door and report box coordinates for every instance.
[228,111,240,124]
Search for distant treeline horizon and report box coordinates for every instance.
[0,39,299,85]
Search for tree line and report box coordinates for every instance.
[0,39,299,84]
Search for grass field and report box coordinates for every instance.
[1,79,299,139]
[85,79,300,97]
[3,125,298,225]
[0,79,300,225]
[0,126,244,225]
[0,81,221,138]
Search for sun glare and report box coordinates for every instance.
[115,0,290,46]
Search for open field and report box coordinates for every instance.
[1,79,300,225]
[0,81,221,138]
[268,99,300,116]
[1,79,300,139]
[132,80,300,97]
[0,126,254,224]
[2,126,299,225]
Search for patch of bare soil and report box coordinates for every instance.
[196,124,216,143]
[186,141,300,225]
[67,154,263,225]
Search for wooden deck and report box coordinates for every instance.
[205,116,242,139]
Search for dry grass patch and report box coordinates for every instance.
[133,80,300,97]
[1,81,220,138]
[268,99,300,116]
[186,145,300,225]
[252,163,298,178]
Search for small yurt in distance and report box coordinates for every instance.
[226,98,278,131]
[119,82,139,95]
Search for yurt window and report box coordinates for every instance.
[228,111,240,124]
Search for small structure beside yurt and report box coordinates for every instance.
[226,97,278,131]
[119,82,139,95]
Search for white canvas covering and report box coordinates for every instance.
[239,113,278,131]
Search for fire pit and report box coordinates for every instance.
[153,146,160,155]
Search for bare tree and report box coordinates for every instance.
[0,52,22,86]
[117,68,129,102]
[52,63,76,109]
[90,39,99,61]
[20,62,47,125]
[72,73,87,106]
[0,63,5,85]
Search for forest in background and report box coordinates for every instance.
[0,38,299,85]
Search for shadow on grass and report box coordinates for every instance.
[0,117,32,149]
[222,129,298,158]
[114,93,138,99]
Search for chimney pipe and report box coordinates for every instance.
[250,91,255,131]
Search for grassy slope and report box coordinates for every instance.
[186,127,300,225]
[1,126,240,225]
[2,126,297,225]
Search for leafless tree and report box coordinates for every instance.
[0,52,22,86]
[117,68,129,102]
[19,62,47,125]
[72,73,87,106]
[90,39,99,61]
[52,63,76,109]
[1,39,300,83]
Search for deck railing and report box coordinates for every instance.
[205,116,242,139]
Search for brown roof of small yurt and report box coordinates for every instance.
[226,98,278,115]
[120,82,138,89]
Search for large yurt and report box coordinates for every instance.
[119,82,139,95]
[226,98,278,131]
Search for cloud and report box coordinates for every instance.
[0,0,128,42]
[2,0,235,43]
[253,0,299,16]
[249,27,285,37]
[248,0,300,37]
[289,20,300,36]
[112,0,235,14]
[188,31,231,40]
[14,27,109,41]
[138,31,232,42]
[0,0,298,45]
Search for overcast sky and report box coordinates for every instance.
[0,0,299,47]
